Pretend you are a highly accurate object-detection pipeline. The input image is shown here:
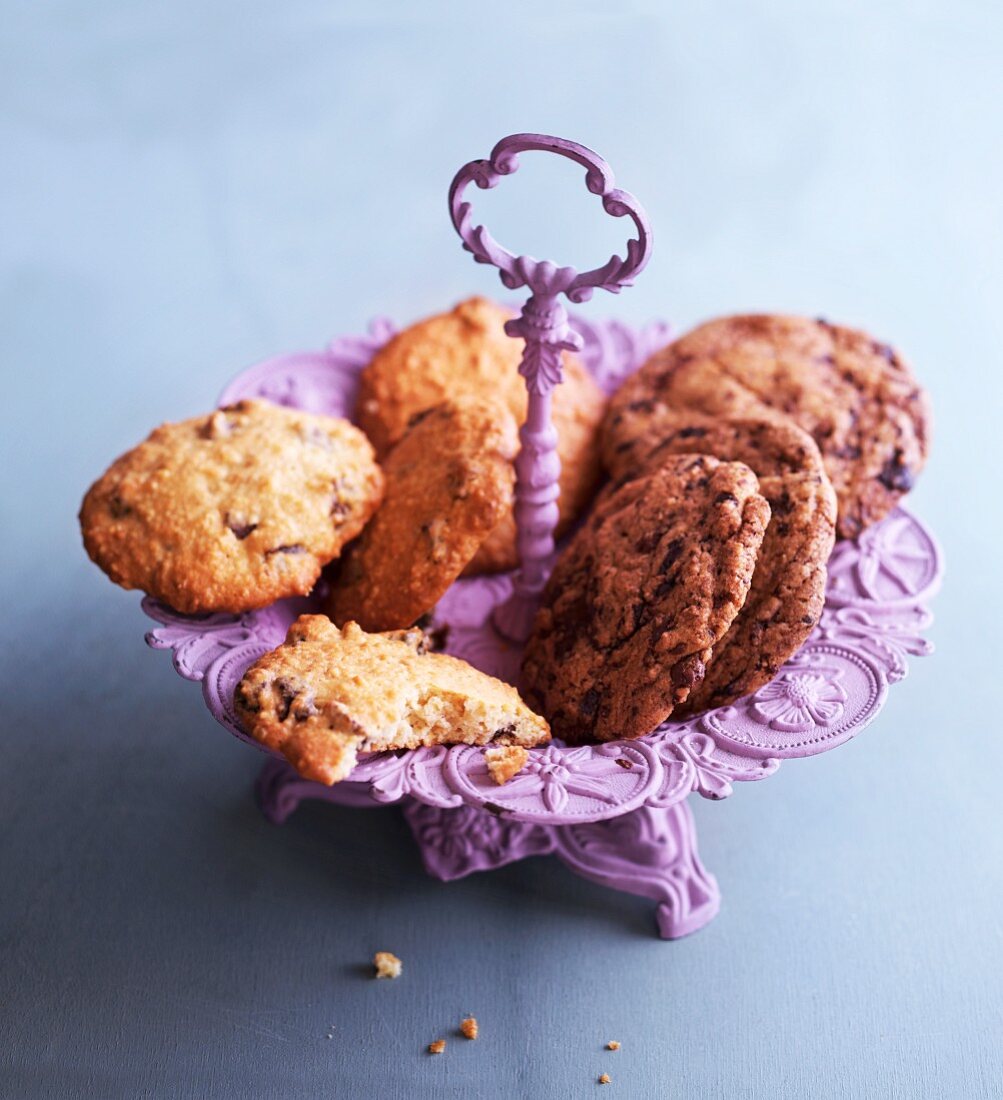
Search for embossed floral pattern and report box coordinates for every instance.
[751,670,848,732]
[494,745,624,814]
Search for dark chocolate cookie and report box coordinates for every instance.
[603,314,930,538]
[521,454,771,743]
[605,412,837,712]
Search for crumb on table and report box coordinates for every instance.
[606,1040,621,1051]
[484,744,528,785]
[373,951,402,979]
[599,1073,611,1084]
[460,1016,478,1040]
[428,1039,446,1055]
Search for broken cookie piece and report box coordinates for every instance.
[460,1017,479,1040]
[484,744,528,785]
[235,615,550,784]
[428,1039,446,1055]
[373,951,402,979]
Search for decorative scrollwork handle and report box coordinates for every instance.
[449,134,653,641]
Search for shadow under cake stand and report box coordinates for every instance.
[143,312,942,940]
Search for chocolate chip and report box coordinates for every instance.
[330,476,352,517]
[675,426,707,439]
[109,494,132,519]
[274,678,297,722]
[615,757,633,769]
[632,602,651,632]
[426,623,451,651]
[658,538,684,573]
[234,683,261,714]
[226,515,258,540]
[714,491,737,505]
[636,530,661,554]
[878,452,914,492]
[581,688,600,718]
[493,723,517,737]
[654,574,678,598]
[265,544,307,556]
[671,654,705,689]
[406,406,436,430]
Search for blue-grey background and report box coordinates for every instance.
[3,2,1001,1097]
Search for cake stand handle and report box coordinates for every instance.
[449,134,653,640]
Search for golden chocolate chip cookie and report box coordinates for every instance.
[80,399,383,613]
[328,398,518,631]
[356,297,606,572]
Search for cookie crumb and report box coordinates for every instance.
[428,1039,446,1055]
[484,744,528,785]
[460,1016,479,1040]
[599,1073,611,1084]
[373,951,402,979]
[606,1040,621,1051]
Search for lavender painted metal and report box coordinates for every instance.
[448,134,652,640]
[144,314,942,939]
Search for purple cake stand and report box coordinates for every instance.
[143,136,942,938]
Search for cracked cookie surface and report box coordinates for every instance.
[80,399,383,613]
[234,615,550,784]
[603,314,930,538]
[356,297,606,572]
[328,398,518,631]
[605,413,837,713]
[521,454,770,743]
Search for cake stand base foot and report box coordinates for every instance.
[404,798,720,940]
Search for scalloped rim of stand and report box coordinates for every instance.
[145,310,941,826]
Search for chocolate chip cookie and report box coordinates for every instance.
[603,314,931,538]
[80,399,383,614]
[328,398,518,631]
[521,454,771,743]
[606,413,837,712]
[356,297,607,572]
[234,615,550,784]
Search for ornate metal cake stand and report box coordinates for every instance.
[143,136,942,938]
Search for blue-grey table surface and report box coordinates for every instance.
[3,2,1001,1097]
